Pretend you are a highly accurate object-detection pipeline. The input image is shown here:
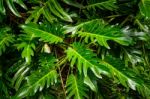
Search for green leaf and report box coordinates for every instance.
[139,0,150,19]
[13,0,27,10]
[84,76,97,92]
[21,24,63,44]
[12,64,29,91]
[84,0,117,11]
[66,42,109,77]
[17,33,36,63]
[16,70,58,98]
[66,74,88,99]
[63,0,84,8]
[0,79,9,97]
[0,0,5,14]
[49,0,72,22]
[75,19,131,49]
[0,27,14,55]
[17,42,35,63]
[26,0,72,23]
[6,0,21,17]
[38,54,57,69]
[102,56,150,98]
[15,55,58,98]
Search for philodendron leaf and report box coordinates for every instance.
[139,0,150,19]
[21,24,63,44]
[0,27,14,55]
[6,0,21,17]
[66,74,88,99]
[84,76,97,92]
[0,0,5,14]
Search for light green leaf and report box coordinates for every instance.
[66,42,109,76]
[139,0,150,19]
[6,0,21,17]
[15,55,57,98]
[66,74,88,99]
[12,64,29,91]
[17,42,35,63]
[13,0,27,10]
[26,0,72,23]
[75,19,131,49]
[21,24,63,44]
[84,0,117,11]
[84,76,97,92]
[0,27,14,55]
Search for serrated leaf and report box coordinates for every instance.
[6,0,21,17]
[15,55,58,98]
[26,0,72,23]
[66,74,88,99]
[75,19,131,49]
[66,42,109,76]
[13,0,27,10]
[0,28,14,55]
[84,76,97,92]
[21,24,63,44]
[139,0,150,19]
[84,0,117,11]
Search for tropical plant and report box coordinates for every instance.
[1,0,150,99]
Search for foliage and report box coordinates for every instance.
[1,0,150,99]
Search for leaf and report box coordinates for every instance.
[84,0,117,11]
[48,0,72,22]
[84,76,97,92]
[0,27,14,55]
[66,74,88,99]
[38,54,57,69]
[13,0,27,10]
[121,48,144,66]
[0,79,9,97]
[16,70,58,98]
[66,42,109,77]
[63,0,84,8]
[12,63,29,91]
[0,0,5,14]
[102,56,150,98]
[26,0,72,23]
[75,19,131,49]
[25,7,43,23]
[17,42,35,63]
[6,0,21,17]
[139,0,150,19]
[21,23,63,44]
[17,33,36,63]
[15,55,58,98]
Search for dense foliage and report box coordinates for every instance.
[1,0,150,98]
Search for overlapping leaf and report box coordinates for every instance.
[15,54,58,98]
[139,0,150,19]
[12,63,29,91]
[102,56,150,98]
[0,0,27,16]
[75,19,131,49]
[26,0,72,23]
[21,23,64,44]
[16,33,36,63]
[0,27,14,55]
[66,42,109,77]
[84,0,117,11]
[66,74,88,99]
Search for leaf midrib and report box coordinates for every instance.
[23,25,63,42]
[68,47,97,72]
[78,31,117,40]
